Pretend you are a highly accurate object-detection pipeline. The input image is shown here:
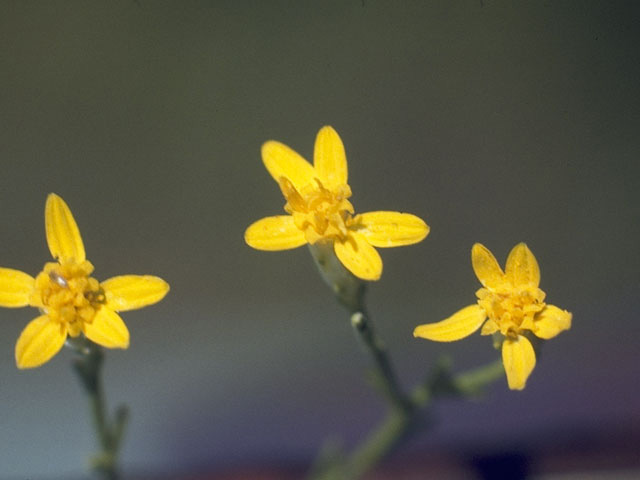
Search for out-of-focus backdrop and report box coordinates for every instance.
[1,1,638,478]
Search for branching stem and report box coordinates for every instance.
[307,243,505,479]
[309,309,503,480]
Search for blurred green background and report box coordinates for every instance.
[1,1,638,478]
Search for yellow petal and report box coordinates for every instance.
[15,315,67,369]
[501,335,536,390]
[245,215,307,251]
[262,140,316,191]
[533,305,572,339]
[505,242,540,287]
[101,275,170,312]
[334,232,382,281]
[354,211,429,248]
[413,304,486,342]
[84,307,129,349]
[313,126,348,189]
[0,268,35,307]
[45,193,86,263]
[471,243,505,289]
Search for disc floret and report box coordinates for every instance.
[32,260,106,337]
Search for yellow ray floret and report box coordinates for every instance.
[15,315,67,369]
[244,216,307,251]
[413,305,486,342]
[101,275,172,312]
[0,193,170,369]
[0,268,35,307]
[414,242,571,390]
[501,335,536,390]
[45,193,86,263]
[245,126,429,281]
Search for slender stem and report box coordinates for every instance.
[309,346,504,480]
[91,370,109,449]
[350,312,412,413]
[307,244,504,479]
[70,338,128,480]
[338,359,504,479]
[342,407,415,479]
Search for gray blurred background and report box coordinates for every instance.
[1,1,639,478]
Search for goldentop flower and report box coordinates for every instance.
[413,243,571,390]
[1,194,170,369]
[244,126,429,280]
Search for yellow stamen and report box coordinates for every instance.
[278,177,354,244]
[477,285,546,339]
[31,260,106,337]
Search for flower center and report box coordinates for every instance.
[477,284,546,338]
[279,177,355,244]
[31,260,106,337]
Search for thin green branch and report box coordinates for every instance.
[310,355,503,480]
[307,243,505,479]
[70,338,128,480]
[350,312,412,413]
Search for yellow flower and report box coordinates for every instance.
[1,194,170,369]
[414,243,571,390]
[244,126,429,280]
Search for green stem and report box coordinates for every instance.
[341,359,504,479]
[70,338,128,480]
[350,312,412,413]
[309,343,504,480]
[308,243,411,408]
[308,243,365,312]
[341,407,416,479]
[307,244,504,479]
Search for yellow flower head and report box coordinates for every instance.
[244,126,429,280]
[413,243,571,390]
[1,194,170,369]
